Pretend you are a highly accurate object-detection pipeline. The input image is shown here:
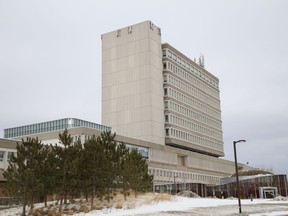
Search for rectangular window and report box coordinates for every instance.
[162,49,166,57]
[0,152,4,161]
[165,128,169,136]
[173,53,177,61]
[165,115,169,123]
[163,75,167,83]
[164,88,168,96]
[163,62,167,70]
[164,101,168,109]
[7,152,14,162]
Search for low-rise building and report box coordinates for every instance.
[2,118,238,197]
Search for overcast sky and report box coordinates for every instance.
[1,0,287,174]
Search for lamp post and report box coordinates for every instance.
[233,139,246,214]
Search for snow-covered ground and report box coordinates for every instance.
[78,196,288,216]
[1,194,288,216]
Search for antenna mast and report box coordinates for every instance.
[199,54,205,68]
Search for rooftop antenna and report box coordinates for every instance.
[199,54,205,68]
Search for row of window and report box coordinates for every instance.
[165,127,223,151]
[165,114,222,140]
[164,73,220,110]
[164,88,221,119]
[149,168,220,183]
[162,49,219,89]
[4,118,111,138]
[125,143,149,159]
[163,61,219,99]
[75,136,149,159]
[0,151,15,162]
[4,119,69,138]
[115,141,149,159]
[164,100,222,129]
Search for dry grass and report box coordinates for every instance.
[141,193,172,205]
[16,192,174,215]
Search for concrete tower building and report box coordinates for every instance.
[162,44,224,157]
[102,21,224,157]
[102,21,165,145]
[1,21,244,194]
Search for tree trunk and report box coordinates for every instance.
[123,188,127,201]
[91,193,94,208]
[44,195,47,208]
[59,195,63,214]
[64,191,67,204]
[22,203,26,216]
[107,187,110,202]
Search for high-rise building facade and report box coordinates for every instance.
[102,21,165,145]
[162,44,224,157]
[102,21,224,157]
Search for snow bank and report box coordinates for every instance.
[1,194,288,216]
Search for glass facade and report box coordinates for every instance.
[4,118,111,138]
[115,141,149,159]
[207,175,288,198]
[125,143,149,159]
[153,182,207,197]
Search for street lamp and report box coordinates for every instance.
[233,139,246,214]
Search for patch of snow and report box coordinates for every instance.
[250,211,288,216]
[1,195,288,216]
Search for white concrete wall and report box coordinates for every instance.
[149,148,177,165]
[102,21,165,145]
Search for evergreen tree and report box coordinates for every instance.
[116,142,130,200]
[38,144,59,207]
[3,138,44,216]
[54,129,73,214]
[82,135,105,207]
[67,138,83,198]
[121,149,153,198]
[97,131,117,202]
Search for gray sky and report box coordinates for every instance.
[1,0,287,174]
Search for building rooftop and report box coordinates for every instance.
[4,118,111,139]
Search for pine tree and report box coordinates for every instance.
[82,135,105,207]
[97,131,117,202]
[67,138,83,199]
[54,129,73,214]
[121,149,153,198]
[38,144,58,207]
[116,142,130,200]
[3,138,44,216]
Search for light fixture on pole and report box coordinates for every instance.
[233,139,246,214]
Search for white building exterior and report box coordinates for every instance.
[102,21,165,145]
[102,21,224,157]
[162,43,224,156]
